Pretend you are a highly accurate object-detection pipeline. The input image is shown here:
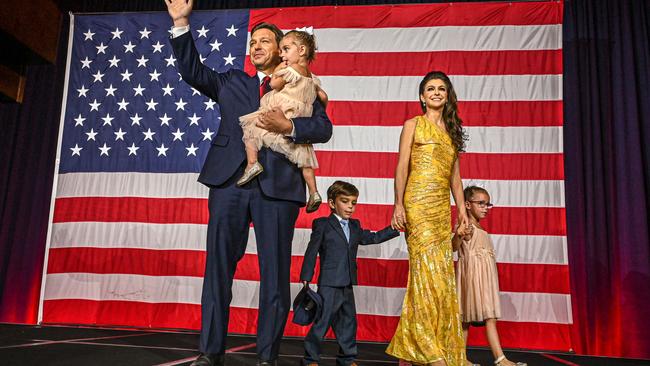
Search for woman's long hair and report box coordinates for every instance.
[418,71,467,153]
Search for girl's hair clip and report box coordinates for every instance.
[295,26,314,35]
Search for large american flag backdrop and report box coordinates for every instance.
[40,1,569,351]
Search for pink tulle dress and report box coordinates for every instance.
[239,66,320,168]
[455,224,502,322]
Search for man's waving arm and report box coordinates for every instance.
[165,0,230,102]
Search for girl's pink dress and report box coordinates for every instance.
[456,224,502,322]
[239,66,320,168]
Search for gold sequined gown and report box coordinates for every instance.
[386,116,466,365]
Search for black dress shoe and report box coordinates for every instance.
[190,353,224,366]
[256,360,277,366]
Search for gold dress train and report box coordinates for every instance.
[386,116,466,365]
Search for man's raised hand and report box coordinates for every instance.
[164,0,193,27]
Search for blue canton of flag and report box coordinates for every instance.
[60,11,249,173]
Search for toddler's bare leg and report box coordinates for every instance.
[303,167,322,213]
[245,139,259,168]
[236,138,264,187]
[302,167,317,195]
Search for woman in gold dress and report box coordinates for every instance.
[386,71,470,366]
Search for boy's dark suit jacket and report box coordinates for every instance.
[300,214,400,287]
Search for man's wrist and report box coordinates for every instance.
[285,118,296,137]
[173,17,189,27]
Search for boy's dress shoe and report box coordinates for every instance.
[190,353,224,366]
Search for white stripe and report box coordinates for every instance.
[42,274,571,324]
[50,222,208,251]
[319,126,563,153]
[258,25,562,52]
[50,223,568,265]
[56,172,209,198]
[43,273,203,304]
[320,75,562,102]
[55,173,564,207]
[466,127,564,154]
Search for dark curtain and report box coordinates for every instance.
[0,53,68,321]
[564,0,650,359]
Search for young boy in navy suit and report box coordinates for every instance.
[300,181,400,366]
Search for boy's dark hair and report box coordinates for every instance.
[250,22,284,45]
[327,181,359,202]
[463,185,489,201]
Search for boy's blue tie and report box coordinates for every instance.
[340,219,350,243]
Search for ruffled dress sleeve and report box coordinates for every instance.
[274,65,302,84]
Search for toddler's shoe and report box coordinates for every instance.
[306,192,322,213]
[237,162,264,186]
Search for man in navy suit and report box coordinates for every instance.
[300,181,399,366]
[165,1,333,365]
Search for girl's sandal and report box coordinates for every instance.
[494,355,527,366]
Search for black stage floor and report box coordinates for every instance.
[0,324,648,366]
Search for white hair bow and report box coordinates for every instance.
[295,26,314,35]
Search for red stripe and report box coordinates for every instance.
[238,255,570,294]
[315,151,564,180]
[249,3,563,29]
[42,299,202,329]
[53,198,566,236]
[246,50,561,76]
[495,263,570,294]
[310,50,562,76]
[41,300,572,350]
[327,101,563,127]
[299,205,566,236]
[465,320,572,352]
[461,153,564,181]
[46,247,206,277]
[232,82,563,127]
[52,197,209,224]
[46,249,569,294]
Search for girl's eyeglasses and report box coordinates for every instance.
[468,200,494,208]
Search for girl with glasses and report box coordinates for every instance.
[452,186,526,366]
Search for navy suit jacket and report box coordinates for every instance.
[170,32,333,203]
[300,214,400,287]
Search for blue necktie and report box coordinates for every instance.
[340,219,350,243]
